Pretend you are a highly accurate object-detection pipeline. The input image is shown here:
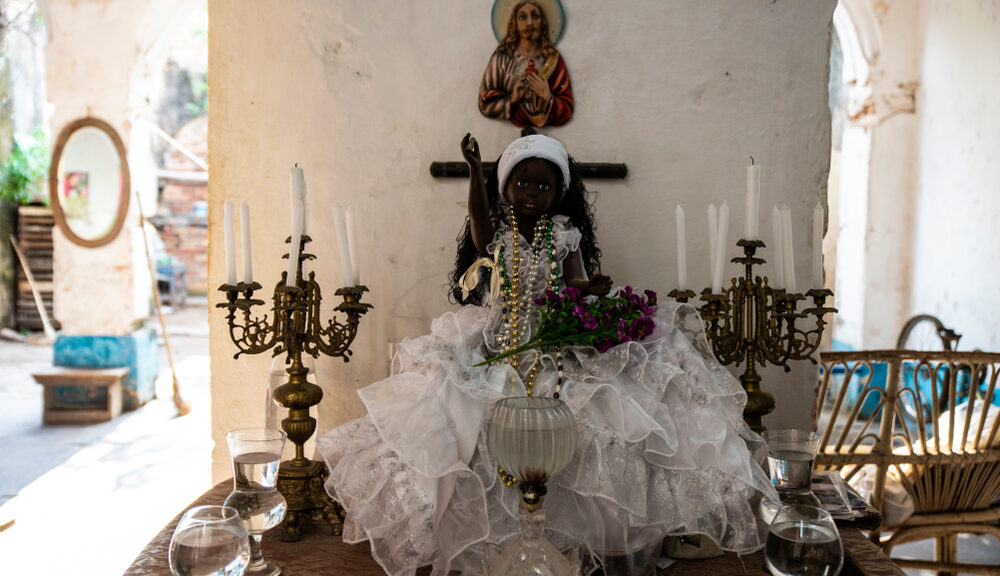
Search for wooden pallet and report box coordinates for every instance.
[15,205,59,332]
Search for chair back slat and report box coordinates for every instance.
[983,368,1000,448]
[817,350,1000,517]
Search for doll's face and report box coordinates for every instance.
[503,157,560,219]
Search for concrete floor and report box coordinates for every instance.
[0,297,997,575]
[0,298,214,576]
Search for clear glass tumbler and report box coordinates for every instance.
[224,428,287,576]
[168,505,250,576]
[763,429,822,492]
[764,504,843,576]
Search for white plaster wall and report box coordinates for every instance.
[858,0,921,348]
[209,0,838,481]
[910,0,1000,350]
[832,124,871,349]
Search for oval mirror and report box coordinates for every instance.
[49,118,131,248]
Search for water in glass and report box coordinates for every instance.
[764,505,843,576]
[171,525,250,576]
[168,505,250,576]
[225,451,286,534]
[767,449,814,490]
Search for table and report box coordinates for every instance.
[124,482,903,576]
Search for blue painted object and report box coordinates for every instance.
[844,362,889,419]
[53,327,158,410]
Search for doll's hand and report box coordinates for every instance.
[584,275,613,297]
[461,133,482,170]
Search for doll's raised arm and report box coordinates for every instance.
[563,249,613,296]
[462,133,495,253]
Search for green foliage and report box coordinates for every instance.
[0,129,49,205]
[184,73,208,116]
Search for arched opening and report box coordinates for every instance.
[826,0,879,351]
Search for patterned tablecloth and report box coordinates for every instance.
[124,481,903,576]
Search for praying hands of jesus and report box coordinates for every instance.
[511,69,552,109]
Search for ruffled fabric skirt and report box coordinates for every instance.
[318,302,776,576]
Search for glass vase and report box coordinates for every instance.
[485,396,579,576]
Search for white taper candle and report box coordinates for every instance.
[286,202,301,288]
[771,205,784,290]
[224,198,237,285]
[346,206,360,286]
[745,160,760,239]
[332,203,354,287]
[675,205,687,290]
[240,200,253,284]
[781,205,797,292]
[713,202,730,293]
[290,165,306,235]
[707,204,718,291]
[812,201,824,290]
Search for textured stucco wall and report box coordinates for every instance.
[45,0,152,335]
[208,0,837,481]
[910,0,1000,349]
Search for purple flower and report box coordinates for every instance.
[562,286,583,303]
[597,340,615,352]
[639,300,655,316]
[617,318,632,343]
[644,289,658,306]
[628,316,656,341]
[534,289,563,306]
[572,305,598,330]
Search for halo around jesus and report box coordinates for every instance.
[491,0,565,45]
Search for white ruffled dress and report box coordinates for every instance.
[317,215,776,576]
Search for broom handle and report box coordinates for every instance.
[134,191,190,416]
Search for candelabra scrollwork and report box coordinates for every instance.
[671,239,836,433]
[217,234,372,541]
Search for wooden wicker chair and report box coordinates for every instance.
[815,350,1000,575]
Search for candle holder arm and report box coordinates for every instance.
[700,287,747,365]
[785,288,837,363]
[312,285,373,361]
[216,282,280,359]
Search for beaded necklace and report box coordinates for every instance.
[497,205,559,396]
[496,207,563,488]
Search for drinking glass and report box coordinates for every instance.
[764,429,822,502]
[224,428,288,576]
[764,504,843,576]
[168,505,250,576]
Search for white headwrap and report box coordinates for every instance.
[496,134,571,194]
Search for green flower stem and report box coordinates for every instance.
[476,327,620,366]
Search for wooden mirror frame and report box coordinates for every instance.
[48,117,131,249]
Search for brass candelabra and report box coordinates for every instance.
[669,239,835,433]
[217,234,372,541]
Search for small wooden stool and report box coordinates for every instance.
[32,367,130,424]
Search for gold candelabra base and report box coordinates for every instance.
[275,459,345,541]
